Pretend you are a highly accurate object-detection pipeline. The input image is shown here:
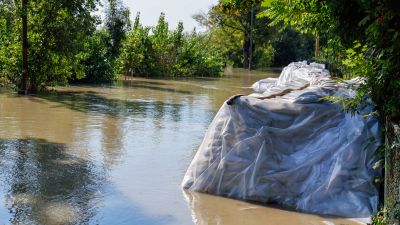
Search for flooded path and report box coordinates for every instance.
[0,69,363,224]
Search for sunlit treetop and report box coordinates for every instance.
[218,0,261,16]
[259,0,337,36]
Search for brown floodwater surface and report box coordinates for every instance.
[0,69,364,225]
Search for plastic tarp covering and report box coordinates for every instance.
[182,62,380,218]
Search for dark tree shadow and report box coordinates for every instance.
[33,90,184,120]
[119,80,193,95]
[0,138,103,224]
[0,138,174,225]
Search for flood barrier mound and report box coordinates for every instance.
[182,61,380,218]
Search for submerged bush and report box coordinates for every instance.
[118,13,224,78]
[77,29,115,83]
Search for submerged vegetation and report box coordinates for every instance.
[0,0,315,93]
[0,0,227,92]
[118,13,224,78]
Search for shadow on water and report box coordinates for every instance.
[0,138,102,224]
[119,80,193,95]
[0,138,174,225]
[33,90,184,120]
[119,79,168,86]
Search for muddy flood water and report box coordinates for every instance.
[0,69,364,225]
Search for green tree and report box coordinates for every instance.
[179,31,224,77]
[78,29,115,83]
[3,0,101,92]
[118,13,154,77]
[0,0,19,83]
[151,13,174,76]
[263,0,399,119]
[209,0,264,69]
[193,11,243,67]
[270,28,314,67]
[262,1,400,220]
[118,13,224,78]
[105,0,131,59]
[20,0,28,94]
[261,0,336,57]
[194,1,314,69]
[328,0,400,119]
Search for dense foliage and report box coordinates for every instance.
[0,0,317,91]
[0,0,18,83]
[269,28,314,67]
[78,29,115,83]
[118,13,224,77]
[0,0,100,91]
[263,0,399,121]
[0,0,225,92]
[263,0,400,222]
[194,0,314,69]
[104,0,130,59]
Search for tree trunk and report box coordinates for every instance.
[248,3,254,71]
[314,31,320,58]
[385,120,400,224]
[243,33,250,69]
[19,0,29,95]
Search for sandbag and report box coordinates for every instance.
[182,62,380,218]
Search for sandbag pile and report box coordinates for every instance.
[182,62,380,218]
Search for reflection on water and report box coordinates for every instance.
[0,69,362,224]
[183,191,364,225]
[0,138,102,224]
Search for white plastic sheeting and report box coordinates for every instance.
[182,62,380,218]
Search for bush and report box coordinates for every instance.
[76,29,116,83]
[118,13,224,78]
[254,44,274,69]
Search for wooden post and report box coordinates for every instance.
[19,0,29,94]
